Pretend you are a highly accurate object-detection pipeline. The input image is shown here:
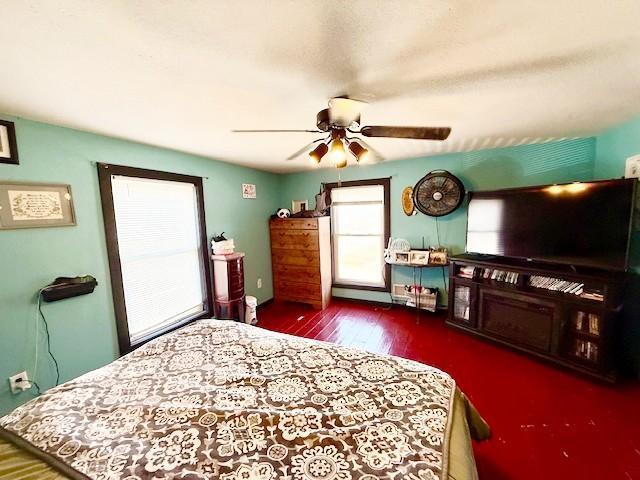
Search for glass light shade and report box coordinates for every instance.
[348,141,370,163]
[308,142,328,164]
[330,139,347,168]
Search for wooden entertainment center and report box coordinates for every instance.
[447,254,626,381]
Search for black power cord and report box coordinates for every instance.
[37,291,60,387]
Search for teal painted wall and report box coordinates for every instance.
[594,115,640,180]
[278,138,597,304]
[0,115,281,415]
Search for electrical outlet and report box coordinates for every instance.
[9,371,31,394]
[257,278,262,289]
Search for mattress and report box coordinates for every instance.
[0,319,489,480]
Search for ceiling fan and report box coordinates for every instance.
[232,98,451,168]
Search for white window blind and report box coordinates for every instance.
[111,175,207,343]
[331,184,386,288]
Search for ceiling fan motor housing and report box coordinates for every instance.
[316,108,360,131]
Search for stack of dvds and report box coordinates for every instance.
[575,312,601,335]
[574,339,599,362]
[528,275,584,295]
[490,269,519,284]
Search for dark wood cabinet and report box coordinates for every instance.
[212,252,245,321]
[447,254,626,382]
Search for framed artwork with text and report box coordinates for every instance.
[0,182,76,229]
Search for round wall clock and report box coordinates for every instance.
[401,186,416,216]
[413,170,465,217]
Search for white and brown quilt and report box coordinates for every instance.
[0,319,458,480]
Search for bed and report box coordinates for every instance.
[0,319,489,480]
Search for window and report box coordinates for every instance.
[98,164,212,353]
[327,178,390,291]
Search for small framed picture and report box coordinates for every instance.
[392,251,410,264]
[292,199,308,213]
[242,183,256,199]
[0,120,19,165]
[429,249,448,265]
[409,250,430,265]
[0,182,76,229]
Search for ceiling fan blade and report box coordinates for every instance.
[360,126,451,141]
[328,97,365,127]
[232,129,322,133]
[285,138,325,161]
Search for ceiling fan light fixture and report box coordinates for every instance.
[348,141,369,163]
[308,142,328,164]
[329,139,347,168]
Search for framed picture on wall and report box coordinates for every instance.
[242,183,256,199]
[292,199,308,213]
[0,182,76,229]
[0,120,19,165]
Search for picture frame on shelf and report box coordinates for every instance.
[409,250,430,265]
[429,248,448,265]
[0,181,76,229]
[292,199,308,213]
[0,120,19,165]
[392,251,410,264]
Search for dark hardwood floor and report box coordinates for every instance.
[258,298,640,480]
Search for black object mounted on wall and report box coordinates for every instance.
[413,170,465,217]
[0,120,19,165]
[41,275,98,302]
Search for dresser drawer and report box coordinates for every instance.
[270,218,318,230]
[272,248,320,267]
[273,264,321,284]
[270,230,319,250]
[275,279,321,301]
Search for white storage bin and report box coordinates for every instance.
[245,296,258,325]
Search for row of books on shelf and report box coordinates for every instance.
[458,266,520,284]
[528,275,584,295]
[574,311,601,335]
[573,339,599,362]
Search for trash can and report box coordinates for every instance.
[245,296,258,325]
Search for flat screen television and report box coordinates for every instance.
[466,178,636,271]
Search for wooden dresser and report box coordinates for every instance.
[270,217,332,309]
[212,252,245,321]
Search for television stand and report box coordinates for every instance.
[447,254,626,382]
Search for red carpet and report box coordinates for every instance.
[258,299,640,479]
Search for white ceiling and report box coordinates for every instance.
[1,1,639,172]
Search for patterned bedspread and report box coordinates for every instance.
[0,319,458,480]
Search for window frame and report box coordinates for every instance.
[325,178,391,292]
[97,163,213,354]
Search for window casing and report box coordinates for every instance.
[327,178,390,291]
[98,164,212,354]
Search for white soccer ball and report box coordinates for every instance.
[277,208,291,218]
